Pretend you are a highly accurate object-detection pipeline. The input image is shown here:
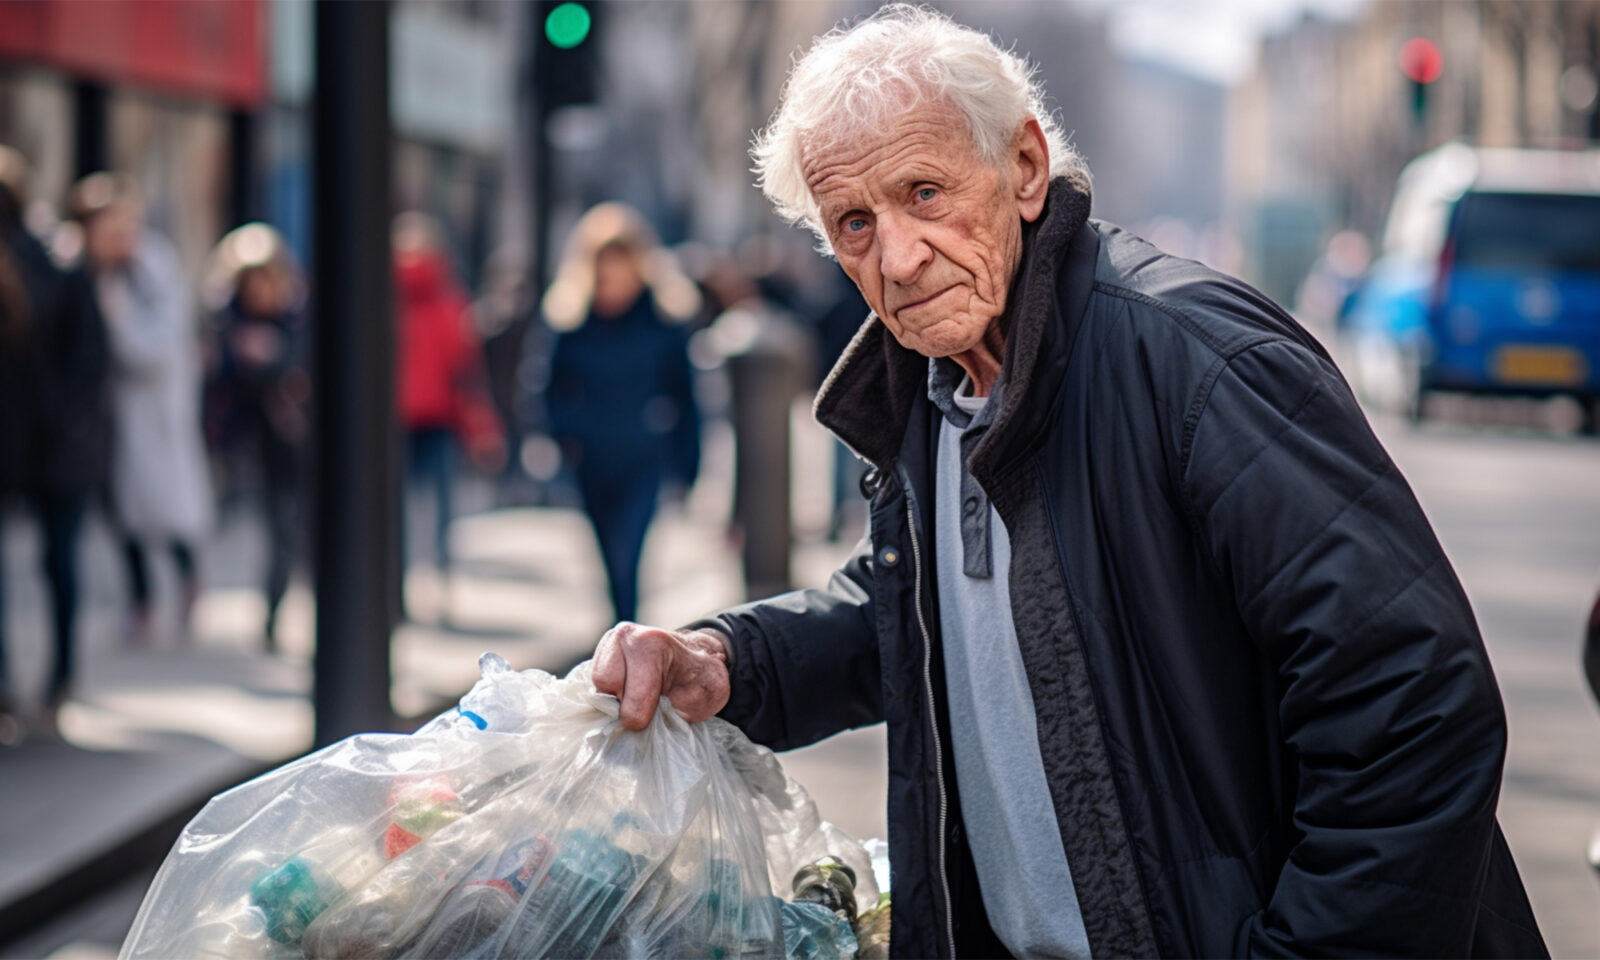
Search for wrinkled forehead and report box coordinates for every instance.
[799,98,981,195]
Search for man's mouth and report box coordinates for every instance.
[894,285,955,314]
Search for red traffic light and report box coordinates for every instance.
[1400,37,1442,84]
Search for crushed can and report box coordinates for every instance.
[790,858,858,926]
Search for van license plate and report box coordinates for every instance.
[1492,346,1588,386]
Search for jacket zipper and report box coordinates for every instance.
[896,465,957,959]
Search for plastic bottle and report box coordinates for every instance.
[483,833,552,896]
[248,828,384,947]
[503,828,638,957]
[383,777,464,858]
[300,808,545,957]
[676,858,781,960]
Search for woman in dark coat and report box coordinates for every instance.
[205,224,307,649]
[0,147,109,738]
[542,204,701,624]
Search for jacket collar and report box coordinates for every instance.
[814,174,1096,486]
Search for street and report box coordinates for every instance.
[1368,408,1600,958]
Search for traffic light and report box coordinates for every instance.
[1400,37,1442,124]
[537,1,600,110]
[544,2,591,48]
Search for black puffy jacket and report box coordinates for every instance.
[702,178,1546,958]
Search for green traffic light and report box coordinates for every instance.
[545,3,591,49]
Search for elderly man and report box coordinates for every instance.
[595,6,1545,957]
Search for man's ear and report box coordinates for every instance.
[1012,117,1050,223]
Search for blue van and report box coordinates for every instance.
[1343,144,1600,430]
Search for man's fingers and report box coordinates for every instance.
[666,655,730,724]
[592,623,728,729]
[591,627,627,697]
[617,637,665,731]
[669,686,715,725]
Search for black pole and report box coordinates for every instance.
[532,98,553,298]
[72,81,108,178]
[312,0,396,746]
[727,319,807,600]
[227,108,259,228]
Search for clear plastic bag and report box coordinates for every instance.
[119,654,880,960]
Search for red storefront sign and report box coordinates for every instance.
[0,0,265,107]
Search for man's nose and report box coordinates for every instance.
[877,213,931,286]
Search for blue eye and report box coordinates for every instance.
[846,217,869,232]
[916,187,937,202]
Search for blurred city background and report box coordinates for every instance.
[1,0,1598,955]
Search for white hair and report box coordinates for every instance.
[751,4,1088,249]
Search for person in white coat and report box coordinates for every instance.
[68,174,213,642]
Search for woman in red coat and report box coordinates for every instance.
[393,214,502,613]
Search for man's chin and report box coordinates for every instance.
[893,322,991,361]
[918,342,967,360]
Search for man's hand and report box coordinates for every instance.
[592,622,731,731]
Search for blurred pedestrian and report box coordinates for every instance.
[471,249,537,504]
[0,147,109,739]
[1294,228,1371,335]
[393,214,503,615]
[69,173,212,644]
[542,203,701,624]
[204,224,308,650]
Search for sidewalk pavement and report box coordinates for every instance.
[0,416,888,956]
